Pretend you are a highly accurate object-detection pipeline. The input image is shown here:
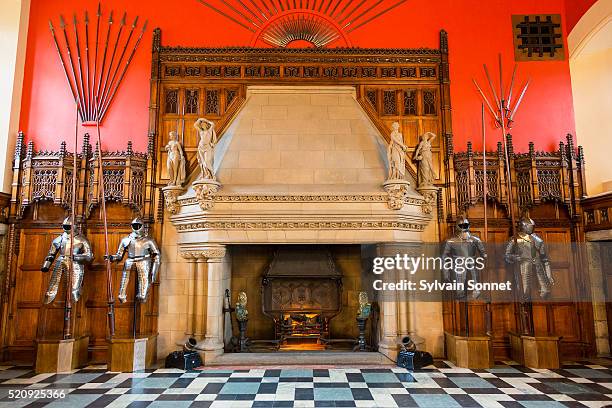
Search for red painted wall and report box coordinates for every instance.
[566,0,598,32]
[20,0,578,152]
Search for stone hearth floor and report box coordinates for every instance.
[1,360,612,408]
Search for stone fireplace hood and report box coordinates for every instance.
[168,86,433,247]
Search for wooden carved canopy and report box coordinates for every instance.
[150,28,452,186]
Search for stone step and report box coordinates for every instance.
[206,351,394,366]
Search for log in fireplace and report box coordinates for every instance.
[261,247,342,349]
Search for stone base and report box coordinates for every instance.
[509,332,561,369]
[108,335,157,372]
[35,336,89,373]
[445,332,493,369]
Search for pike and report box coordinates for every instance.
[508,79,530,123]
[498,54,505,106]
[49,20,82,121]
[98,20,148,121]
[338,0,367,25]
[59,15,86,121]
[98,12,126,113]
[91,3,101,121]
[333,0,352,20]
[84,11,92,120]
[344,0,384,29]
[64,104,79,340]
[95,10,114,120]
[218,0,260,29]
[506,64,518,109]
[346,0,408,33]
[72,15,88,120]
[238,0,265,24]
[196,1,255,32]
[98,15,139,115]
[94,128,116,338]
[482,104,493,337]
[473,79,500,124]
[483,64,501,111]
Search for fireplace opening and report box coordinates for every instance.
[262,247,342,351]
[230,245,370,352]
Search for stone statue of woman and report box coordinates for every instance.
[165,131,186,187]
[387,122,408,180]
[413,132,437,187]
[194,118,217,180]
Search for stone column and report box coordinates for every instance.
[197,245,229,362]
[194,257,208,342]
[374,243,400,361]
[374,243,426,361]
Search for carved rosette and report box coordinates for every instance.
[383,180,411,210]
[417,186,439,215]
[192,179,221,211]
[162,186,183,214]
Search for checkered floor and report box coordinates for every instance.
[1,360,612,408]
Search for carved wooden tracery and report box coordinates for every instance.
[1,131,157,363]
[151,28,452,185]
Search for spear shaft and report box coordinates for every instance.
[98,21,147,122]
[346,0,408,33]
[483,64,501,110]
[49,21,81,120]
[95,124,115,338]
[91,3,101,121]
[98,13,126,113]
[95,10,113,120]
[60,16,86,121]
[98,16,138,114]
[84,12,92,121]
[64,104,79,340]
[72,15,87,121]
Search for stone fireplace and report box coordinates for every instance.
[159,86,439,364]
[261,247,342,350]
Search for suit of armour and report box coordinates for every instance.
[505,219,554,300]
[41,230,93,304]
[110,223,161,303]
[441,218,487,299]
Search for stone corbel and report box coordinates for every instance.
[192,179,221,211]
[162,186,184,215]
[383,180,411,210]
[417,186,439,215]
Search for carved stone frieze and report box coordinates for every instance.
[176,220,425,232]
[192,179,221,211]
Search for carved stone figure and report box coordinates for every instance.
[165,131,186,187]
[194,118,217,180]
[387,122,408,180]
[413,132,437,187]
[357,291,372,319]
[108,218,161,303]
[505,217,554,299]
[41,217,93,304]
[441,217,487,299]
[235,291,248,322]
